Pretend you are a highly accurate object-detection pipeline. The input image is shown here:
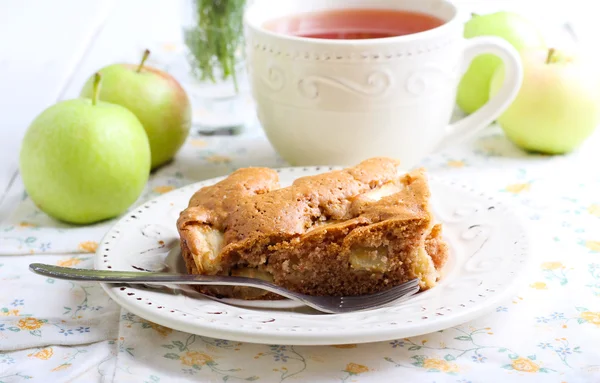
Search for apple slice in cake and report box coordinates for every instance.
[177,157,448,299]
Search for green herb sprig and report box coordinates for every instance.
[184,0,246,90]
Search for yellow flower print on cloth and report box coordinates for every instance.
[423,358,459,373]
[18,317,44,330]
[56,258,82,267]
[205,154,231,164]
[51,363,71,372]
[446,160,465,168]
[78,241,98,253]
[502,354,551,373]
[410,355,459,374]
[341,363,370,381]
[153,185,175,194]
[163,343,263,381]
[541,261,569,286]
[17,221,37,229]
[511,357,540,372]
[580,311,600,326]
[12,317,47,336]
[530,281,547,289]
[141,320,173,337]
[588,204,600,217]
[505,183,530,194]
[28,348,54,360]
[180,351,214,367]
[344,363,369,374]
[0,309,20,317]
[189,139,207,148]
[585,241,600,253]
[541,262,564,270]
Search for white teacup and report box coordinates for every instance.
[244,0,522,167]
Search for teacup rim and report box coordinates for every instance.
[244,0,460,46]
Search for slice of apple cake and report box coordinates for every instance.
[177,157,448,299]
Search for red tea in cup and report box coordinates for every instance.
[264,8,445,39]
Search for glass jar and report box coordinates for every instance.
[178,0,254,135]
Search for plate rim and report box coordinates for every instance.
[96,165,534,345]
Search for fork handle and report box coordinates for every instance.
[29,263,270,288]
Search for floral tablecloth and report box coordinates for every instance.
[1,125,600,383]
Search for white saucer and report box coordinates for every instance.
[96,167,532,345]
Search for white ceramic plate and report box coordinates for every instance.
[96,167,532,345]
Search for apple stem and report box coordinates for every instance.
[546,48,556,64]
[92,73,101,106]
[471,12,479,18]
[136,49,151,73]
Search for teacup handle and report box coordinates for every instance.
[437,36,523,150]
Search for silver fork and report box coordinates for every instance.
[29,263,419,314]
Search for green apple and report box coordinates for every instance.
[80,50,191,170]
[490,48,600,154]
[20,74,151,224]
[457,12,545,114]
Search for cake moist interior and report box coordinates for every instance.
[177,157,449,299]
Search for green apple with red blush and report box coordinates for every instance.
[80,50,192,170]
[490,47,600,154]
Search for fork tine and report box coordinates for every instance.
[365,285,419,307]
[345,291,418,312]
[339,279,420,303]
[374,279,420,301]
[338,280,420,311]
[329,286,420,313]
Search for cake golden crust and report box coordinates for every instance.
[177,157,449,299]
